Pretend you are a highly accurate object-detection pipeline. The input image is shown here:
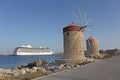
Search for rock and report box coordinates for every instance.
[7,68,28,77]
[7,70,21,77]
[92,54,104,59]
[53,69,59,72]
[34,59,47,67]
[11,70,20,77]
[0,68,12,77]
[0,68,5,74]
[49,66,59,72]
[15,65,25,69]
[58,64,65,70]
[20,68,27,75]
[76,64,80,67]
[87,58,95,63]
[46,65,59,72]
[29,67,40,74]
[66,65,72,69]
[32,67,40,72]
[34,59,43,67]
[49,62,55,66]
[0,74,2,76]
[6,68,30,77]
[53,66,60,72]
[27,63,35,68]
[14,71,21,77]
[6,72,14,76]
[65,64,74,69]
[29,69,36,74]
[24,68,30,73]
[39,66,46,72]
[19,59,48,68]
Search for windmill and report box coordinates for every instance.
[63,8,93,60]
[55,8,94,65]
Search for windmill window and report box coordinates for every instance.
[67,32,69,36]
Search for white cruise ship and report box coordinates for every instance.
[14,44,54,55]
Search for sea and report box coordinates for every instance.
[0,55,62,69]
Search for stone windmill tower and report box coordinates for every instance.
[55,9,92,64]
[86,36,103,58]
[63,23,86,61]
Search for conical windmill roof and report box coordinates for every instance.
[88,36,99,41]
[63,23,83,32]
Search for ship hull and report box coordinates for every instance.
[15,52,54,55]
[14,46,54,55]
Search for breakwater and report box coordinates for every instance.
[0,55,61,69]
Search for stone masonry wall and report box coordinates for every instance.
[86,38,99,56]
[63,31,85,60]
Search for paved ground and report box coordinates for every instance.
[33,56,120,80]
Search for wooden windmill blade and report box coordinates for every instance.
[84,10,87,25]
[72,9,81,24]
[77,7,85,25]
[72,7,93,35]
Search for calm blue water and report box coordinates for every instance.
[0,55,61,69]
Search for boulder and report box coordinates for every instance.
[58,64,65,70]
[6,72,14,76]
[29,67,43,74]
[46,65,59,72]
[7,70,21,77]
[66,65,72,69]
[32,67,40,72]
[20,68,27,75]
[34,59,47,67]
[15,65,26,70]
[7,68,28,77]
[14,71,21,77]
[27,63,35,68]
[29,69,36,74]
[24,68,30,73]
[39,66,46,72]
[0,68,12,77]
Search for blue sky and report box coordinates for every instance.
[0,0,120,54]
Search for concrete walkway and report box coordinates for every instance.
[33,56,120,80]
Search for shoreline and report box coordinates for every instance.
[0,57,95,79]
[33,56,120,80]
[0,54,119,80]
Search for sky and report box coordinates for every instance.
[0,0,120,54]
